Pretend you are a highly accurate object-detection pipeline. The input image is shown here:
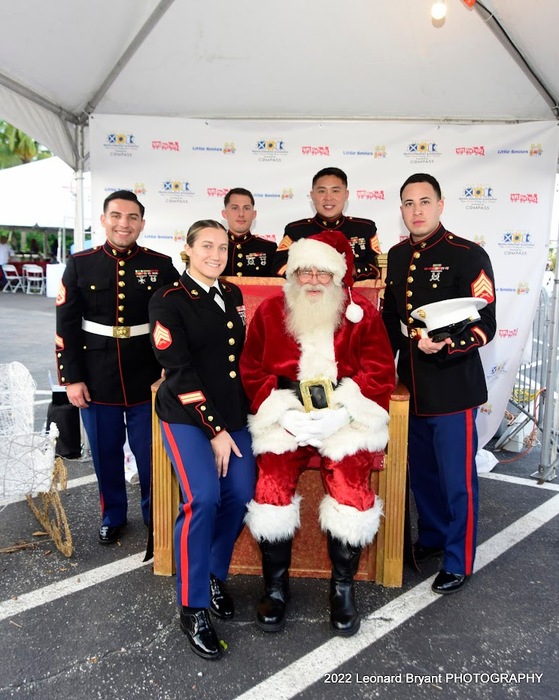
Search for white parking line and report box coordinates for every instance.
[0,553,149,622]
[0,474,97,507]
[233,493,559,700]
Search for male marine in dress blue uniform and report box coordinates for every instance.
[55,191,179,544]
[271,167,381,280]
[222,188,277,277]
[382,174,496,595]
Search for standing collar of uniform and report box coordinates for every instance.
[103,240,139,258]
[228,230,253,244]
[409,223,446,250]
[184,269,221,295]
[314,213,346,230]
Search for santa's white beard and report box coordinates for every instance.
[284,278,345,340]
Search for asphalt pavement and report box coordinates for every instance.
[1,291,558,700]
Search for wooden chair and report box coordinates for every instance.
[151,273,409,587]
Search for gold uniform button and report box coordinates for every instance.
[57,352,62,358]
[237,244,242,249]
[448,235,454,240]
[119,260,125,267]
[414,252,420,258]
[200,405,206,411]
[118,281,125,287]
[173,281,179,287]
[237,262,243,267]
[119,270,125,276]
[408,317,414,324]
[406,290,413,297]
[90,285,96,290]
[228,338,235,345]
[118,305,124,311]
[61,377,65,382]
[237,272,242,276]
[227,321,234,329]
[147,286,152,290]
[470,336,475,342]
[406,304,412,311]
[215,426,221,432]
[460,340,466,345]
[451,342,456,348]
[59,364,63,369]
[407,276,413,283]
[410,264,416,271]
[432,283,438,288]
[229,371,237,379]
[118,293,125,299]
[228,355,235,362]
[192,289,199,296]
[237,253,244,259]
[208,416,214,422]
[118,317,124,323]
[112,249,117,255]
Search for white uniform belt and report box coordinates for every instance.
[82,319,150,339]
[400,321,427,340]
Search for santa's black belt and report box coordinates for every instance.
[278,376,336,412]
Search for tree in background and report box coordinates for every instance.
[0,119,52,168]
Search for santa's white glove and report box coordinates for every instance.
[308,407,350,440]
[280,410,324,448]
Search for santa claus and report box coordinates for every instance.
[240,229,395,636]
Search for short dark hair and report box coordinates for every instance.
[103,190,145,218]
[399,173,442,201]
[312,167,348,188]
[224,188,255,207]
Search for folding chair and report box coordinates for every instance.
[22,264,46,295]
[1,264,24,293]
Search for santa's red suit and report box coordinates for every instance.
[241,289,395,546]
[239,230,395,637]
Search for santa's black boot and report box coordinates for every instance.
[327,533,363,637]
[256,538,292,632]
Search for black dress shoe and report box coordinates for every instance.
[180,607,223,660]
[432,570,470,595]
[413,543,443,564]
[98,523,126,545]
[209,574,235,620]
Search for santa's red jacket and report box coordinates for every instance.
[240,290,395,462]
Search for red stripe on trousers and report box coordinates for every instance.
[162,422,194,605]
[464,409,475,575]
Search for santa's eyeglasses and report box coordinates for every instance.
[295,268,334,284]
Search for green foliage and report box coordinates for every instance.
[0,119,53,169]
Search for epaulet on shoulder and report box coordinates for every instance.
[73,246,100,258]
[220,281,239,294]
[285,217,313,229]
[141,246,173,259]
[162,281,181,297]
[347,216,374,225]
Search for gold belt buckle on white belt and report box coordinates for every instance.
[299,377,334,412]
[112,326,131,339]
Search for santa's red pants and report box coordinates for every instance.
[254,446,382,512]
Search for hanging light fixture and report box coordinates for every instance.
[431,1,448,20]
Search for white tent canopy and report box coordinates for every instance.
[0,157,91,229]
[0,0,558,172]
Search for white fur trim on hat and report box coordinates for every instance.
[317,377,389,461]
[245,494,302,542]
[345,289,364,323]
[286,238,346,286]
[319,494,383,547]
[247,388,303,455]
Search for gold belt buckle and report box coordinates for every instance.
[113,326,131,339]
[299,377,334,412]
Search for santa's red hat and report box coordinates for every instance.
[285,230,364,322]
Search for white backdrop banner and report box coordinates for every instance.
[89,116,559,447]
